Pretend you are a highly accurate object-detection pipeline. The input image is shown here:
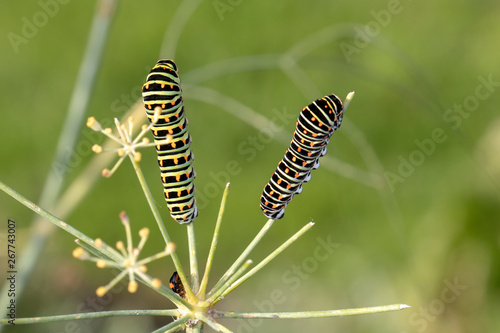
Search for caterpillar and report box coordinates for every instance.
[169,271,186,299]
[142,59,198,224]
[260,93,346,220]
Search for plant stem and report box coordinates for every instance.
[0,309,179,325]
[151,316,193,333]
[129,157,195,301]
[159,0,204,58]
[184,85,377,188]
[0,181,193,309]
[198,183,230,298]
[185,324,203,333]
[195,312,230,333]
[0,181,121,262]
[211,222,314,304]
[201,260,251,308]
[212,304,411,319]
[207,218,276,298]
[187,222,199,293]
[0,1,117,330]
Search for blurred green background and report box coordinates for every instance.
[1,0,499,332]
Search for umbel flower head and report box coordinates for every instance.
[86,115,160,177]
[73,211,175,296]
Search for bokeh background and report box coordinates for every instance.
[1,0,499,332]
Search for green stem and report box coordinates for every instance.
[187,222,199,294]
[0,180,193,310]
[0,1,118,330]
[129,157,195,301]
[212,304,410,319]
[152,316,192,333]
[198,183,230,298]
[0,181,121,262]
[211,222,314,304]
[195,313,229,333]
[159,0,204,58]
[0,309,179,325]
[201,260,251,308]
[207,218,276,298]
[184,85,377,188]
[185,324,203,333]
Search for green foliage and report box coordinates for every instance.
[1,0,499,332]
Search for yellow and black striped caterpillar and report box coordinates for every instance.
[260,94,345,220]
[142,59,197,224]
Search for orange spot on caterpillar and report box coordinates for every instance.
[161,83,165,89]
[175,174,181,181]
